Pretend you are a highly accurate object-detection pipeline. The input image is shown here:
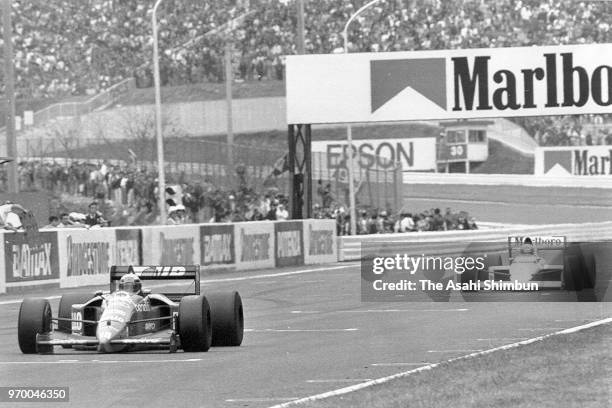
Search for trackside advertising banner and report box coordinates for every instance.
[200,224,235,268]
[141,225,200,266]
[303,219,337,265]
[312,138,436,172]
[274,221,304,267]
[535,146,612,176]
[115,228,142,266]
[3,231,60,291]
[286,43,612,124]
[235,222,275,270]
[57,229,115,288]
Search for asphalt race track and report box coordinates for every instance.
[1,258,611,408]
[403,185,612,224]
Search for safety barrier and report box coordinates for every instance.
[339,221,612,261]
[0,219,336,294]
[401,172,612,188]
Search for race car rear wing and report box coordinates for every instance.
[109,265,201,300]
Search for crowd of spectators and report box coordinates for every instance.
[314,203,477,236]
[6,0,612,99]
[511,114,612,146]
[2,159,478,235]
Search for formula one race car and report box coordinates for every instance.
[461,238,596,291]
[18,265,244,354]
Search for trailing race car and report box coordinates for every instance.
[461,238,596,291]
[18,265,244,354]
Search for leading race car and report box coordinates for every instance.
[18,265,244,354]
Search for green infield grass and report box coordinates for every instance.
[304,323,611,408]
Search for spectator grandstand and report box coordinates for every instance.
[3,0,611,100]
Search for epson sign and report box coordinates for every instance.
[452,53,611,112]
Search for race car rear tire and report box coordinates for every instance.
[563,254,584,292]
[207,291,244,347]
[179,295,212,352]
[18,298,53,354]
[584,252,596,289]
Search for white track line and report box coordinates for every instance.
[0,358,202,365]
[0,264,358,306]
[245,328,358,333]
[0,295,61,306]
[227,398,298,403]
[427,349,483,353]
[371,363,432,367]
[337,308,468,313]
[407,197,612,209]
[268,317,612,408]
[202,264,359,284]
[306,379,372,383]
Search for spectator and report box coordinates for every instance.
[42,215,60,229]
[84,202,107,227]
[398,212,415,232]
[275,203,289,220]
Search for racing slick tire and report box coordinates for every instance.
[18,298,53,354]
[58,293,93,348]
[563,254,584,292]
[584,252,596,289]
[207,291,244,347]
[179,295,212,352]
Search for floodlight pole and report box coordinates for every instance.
[342,0,383,235]
[225,40,234,186]
[152,0,167,224]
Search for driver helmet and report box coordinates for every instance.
[520,237,535,255]
[119,273,142,294]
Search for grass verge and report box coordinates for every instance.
[303,323,612,408]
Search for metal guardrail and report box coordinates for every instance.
[401,172,612,188]
[338,221,612,261]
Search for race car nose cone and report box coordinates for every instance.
[97,327,115,352]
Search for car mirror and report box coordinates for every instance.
[94,290,103,297]
[142,289,151,295]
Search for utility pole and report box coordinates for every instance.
[296,0,305,54]
[2,0,18,193]
[225,41,234,185]
[152,0,167,223]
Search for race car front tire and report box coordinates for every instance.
[207,291,244,347]
[18,298,53,354]
[179,295,212,352]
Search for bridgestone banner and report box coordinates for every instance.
[286,43,612,124]
[303,219,337,265]
[57,229,115,288]
[235,222,274,270]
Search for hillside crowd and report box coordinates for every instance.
[1,0,610,144]
[5,0,611,97]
